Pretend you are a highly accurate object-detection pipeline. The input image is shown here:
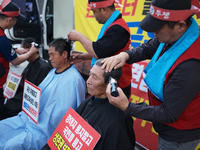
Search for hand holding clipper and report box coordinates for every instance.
[109,77,119,97]
[31,42,40,48]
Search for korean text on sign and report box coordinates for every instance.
[22,80,41,124]
[48,107,101,150]
[3,72,22,99]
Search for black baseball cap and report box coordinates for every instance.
[0,0,26,21]
[139,0,191,32]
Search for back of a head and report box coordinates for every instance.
[95,58,122,84]
[49,38,72,58]
[21,37,36,49]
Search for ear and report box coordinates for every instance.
[177,21,187,32]
[62,51,68,59]
[101,7,107,14]
[6,17,12,23]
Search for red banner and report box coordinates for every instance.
[48,107,101,150]
[130,60,158,150]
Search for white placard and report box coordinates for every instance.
[3,72,22,99]
[22,80,41,124]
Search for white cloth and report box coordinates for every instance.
[0,65,86,150]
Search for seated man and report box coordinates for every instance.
[43,58,135,150]
[0,38,86,150]
[3,37,52,119]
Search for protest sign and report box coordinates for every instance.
[48,107,101,150]
[3,72,21,99]
[22,80,41,124]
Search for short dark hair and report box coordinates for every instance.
[107,3,115,10]
[167,16,191,29]
[95,58,122,84]
[21,37,36,49]
[0,14,8,20]
[49,38,72,58]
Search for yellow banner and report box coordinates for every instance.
[74,0,200,53]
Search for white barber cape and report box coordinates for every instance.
[0,65,86,150]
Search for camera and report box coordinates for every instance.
[31,42,40,48]
[109,77,119,97]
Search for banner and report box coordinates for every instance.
[130,60,157,149]
[74,0,200,53]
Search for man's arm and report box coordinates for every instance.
[14,48,29,55]
[92,25,129,58]
[107,59,200,123]
[125,37,160,64]
[68,25,129,60]
[10,44,38,66]
[70,52,93,64]
[102,38,160,72]
[101,52,129,72]
[68,30,98,58]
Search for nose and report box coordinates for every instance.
[86,76,92,85]
[49,55,52,61]
[152,30,158,37]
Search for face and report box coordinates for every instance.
[86,65,107,98]
[91,8,105,24]
[48,46,66,72]
[7,17,18,29]
[153,23,179,44]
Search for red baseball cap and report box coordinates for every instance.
[139,0,200,32]
[0,0,26,21]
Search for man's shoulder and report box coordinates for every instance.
[63,65,85,82]
[114,17,128,27]
[0,36,11,48]
[36,57,49,64]
[68,65,80,75]
[108,18,130,33]
[32,57,51,67]
[39,59,52,68]
[76,96,92,114]
[92,99,128,120]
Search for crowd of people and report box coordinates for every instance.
[0,0,200,149]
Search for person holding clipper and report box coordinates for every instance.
[0,0,39,120]
[75,58,135,150]
[68,0,132,99]
[104,0,200,149]
[42,58,135,150]
[2,37,52,120]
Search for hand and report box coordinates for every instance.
[70,53,84,64]
[106,83,129,111]
[15,48,29,55]
[29,43,39,54]
[101,52,129,72]
[68,30,82,42]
